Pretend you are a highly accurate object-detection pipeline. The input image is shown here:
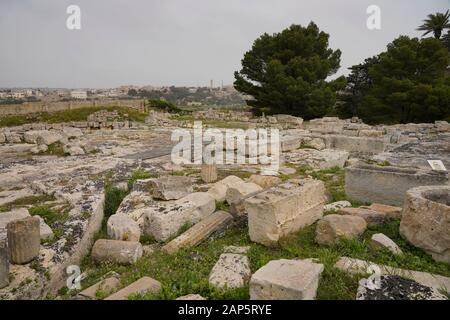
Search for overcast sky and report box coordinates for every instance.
[0,0,448,88]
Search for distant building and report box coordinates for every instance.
[71,90,87,99]
[11,91,25,99]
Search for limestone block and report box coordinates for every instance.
[209,253,251,289]
[144,192,216,242]
[345,163,449,206]
[248,175,281,189]
[364,203,402,220]
[107,214,141,242]
[245,179,325,246]
[338,207,386,226]
[91,239,143,265]
[315,214,367,245]
[370,233,403,255]
[207,175,244,202]
[147,176,193,200]
[225,182,262,205]
[79,276,121,299]
[35,131,63,145]
[400,186,450,264]
[35,215,54,241]
[324,201,351,211]
[307,138,326,150]
[104,276,161,300]
[250,259,324,300]
[63,144,85,156]
[24,130,47,144]
[62,127,83,138]
[162,211,233,254]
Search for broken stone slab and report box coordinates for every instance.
[228,186,267,217]
[91,239,143,265]
[107,214,141,242]
[225,182,263,205]
[207,175,244,202]
[284,149,349,169]
[62,127,83,138]
[345,163,449,206]
[275,114,303,126]
[104,276,162,300]
[362,203,403,220]
[323,135,387,155]
[23,130,48,144]
[334,257,450,294]
[147,176,194,200]
[5,133,22,143]
[35,215,54,241]
[400,185,450,264]
[79,276,121,300]
[250,259,324,300]
[7,217,41,265]
[162,211,233,254]
[248,175,281,189]
[63,144,85,156]
[116,191,154,229]
[281,136,301,152]
[245,179,326,246]
[209,253,251,289]
[30,144,48,154]
[370,233,403,255]
[356,275,447,300]
[358,129,384,138]
[337,207,386,226]
[144,192,216,242]
[35,131,63,146]
[306,138,326,150]
[0,242,8,289]
[176,294,207,300]
[315,214,367,246]
[324,201,351,212]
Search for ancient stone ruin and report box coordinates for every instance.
[0,108,449,300]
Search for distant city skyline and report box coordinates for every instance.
[0,0,448,88]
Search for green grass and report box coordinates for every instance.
[0,194,55,212]
[216,201,230,212]
[77,215,450,300]
[29,205,70,245]
[127,169,158,191]
[65,165,450,300]
[29,206,67,225]
[0,106,147,127]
